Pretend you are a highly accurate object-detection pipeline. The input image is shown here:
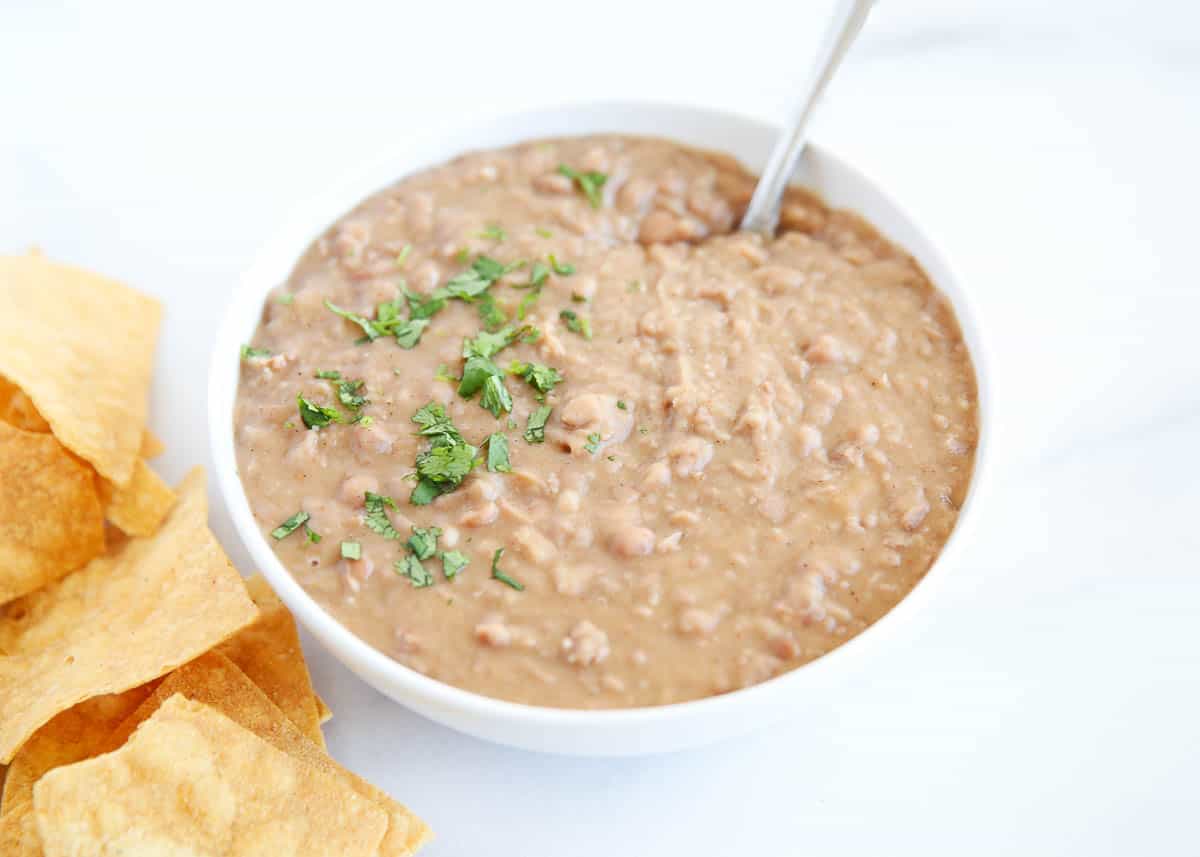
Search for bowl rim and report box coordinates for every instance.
[209,98,991,733]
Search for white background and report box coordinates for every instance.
[3,1,1199,854]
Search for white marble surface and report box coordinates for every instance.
[3,1,1198,853]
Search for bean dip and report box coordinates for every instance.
[234,135,978,708]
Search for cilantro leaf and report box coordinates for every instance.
[548,254,575,276]
[486,432,511,473]
[441,550,469,579]
[395,244,412,267]
[394,318,430,349]
[559,309,593,340]
[297,394,344,429]
[303,524,321,544]
[462,326,527,360]
[363,492,402,539]
[458,354,502,398]
[412,402,463,444]
[324,299,382,341]
[395,554,434,588]
[557,164,608,209]
[241,344,272,360]
[409,478,444,506]
[407,526,442,561]
[405,289,447,320]
[584,432,602,454]
[335,379,368,411]
[508,361,563,395]
[478,224,506,241]
[490,547,524,591]
[315,369,341,379]
[477,293,507,331]
[524,405,552,444]
[416,441,478,486]
[480,374,513,417]
[271,510,309,540]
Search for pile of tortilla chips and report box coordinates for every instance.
[0,254,430,855]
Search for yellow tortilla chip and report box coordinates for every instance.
[138,429,165,460]
[0,799,39,856]
[97,458,177,537]
[316,693,333,724]
[0,375,49,433]
[0,421,106,605]
[0,254,161,486]
[0,468,257,763]
[216,574,325,748]
[35,695,389,857]
[108,654,430,857]
[0,685,156,815]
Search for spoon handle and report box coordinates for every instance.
[740,0,876,236]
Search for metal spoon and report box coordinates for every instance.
[740,0,876,236]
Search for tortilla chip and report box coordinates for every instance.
[34,695,389,857]
[0,376,49,433]
[108,654,430,857]
[138,429,165,460]
[0,685,157,815]
[316,693,333,724]
[0,799,39,856]
[0,468,257,763]
[98,458,177,537]
[0,421,106,605]
[0,254,161,486]
[215,574,325,748]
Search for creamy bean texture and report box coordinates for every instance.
[234,136,978,708]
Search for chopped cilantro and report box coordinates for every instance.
[393,318,430,349]
[458,354,502,398]
[606,454,616,462]
[434,364,459,384]
[297,394,343,429]
[454,247,471,265]
[407,526,442,560]
[584,432,602,454]
[441,255,523,301]
[335,379,368,411]
[395,554,434,588]
[396,244,412,267]
[524,405,552,444]
[412,402,463,443]
[241,344,272,360]
[477,293,507,330]
[303,524,322,544]
[557,164,608,208]
[571,292,587,303]
[326,287,434,348]
[559,309,593,340]
[324,299,383,342]
[463,326,528,360]
[478,224,506,241]
[639,426,649,435]
[616,400,628,410]
[363,492,402,539]
[283,420,296,430]
[508,361,564,395]
[356,415,374,427]
[535,227,553,239]
[410,403,478,505]
[315,369,341,379]
[490,547,524,591]
[486,432,511,472]
[480,374,513,417]
[627,280,644,293]
[441,550,469,579]
[276,293,295,305]
[271,510,309,540]
[548,254,575,276]
[341,541,361,560]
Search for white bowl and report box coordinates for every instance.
[209,101,991,757]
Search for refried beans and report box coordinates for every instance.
[234,135,978,708]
